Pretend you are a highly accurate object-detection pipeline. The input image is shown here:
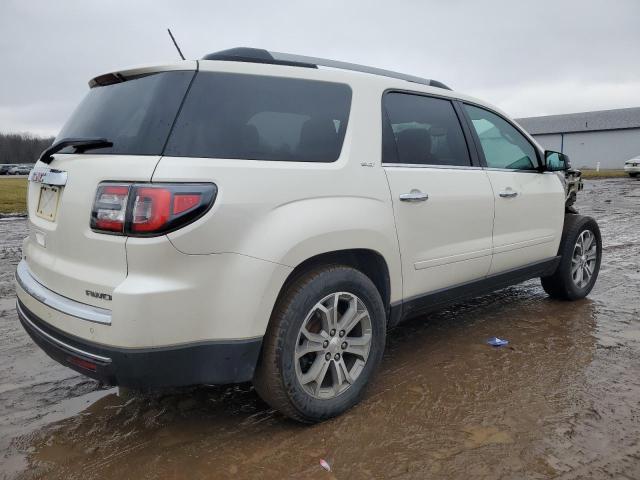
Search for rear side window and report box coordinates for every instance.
[164,72,352,162]
[383,92,471,166]
[56,71,194,155]
[464,104,538,170]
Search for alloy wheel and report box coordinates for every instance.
[571,230,597,288]
[294,292,372,399]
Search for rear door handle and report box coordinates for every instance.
[400,190,429,202]
[499,190,518,198]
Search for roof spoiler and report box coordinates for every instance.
[88,61,198,88]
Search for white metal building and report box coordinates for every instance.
[516,107,640,169]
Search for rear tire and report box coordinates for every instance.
[541,215,602,300]
[253,265,386,423]
[629,173,638,178]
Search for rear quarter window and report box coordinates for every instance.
[163,72,352,162]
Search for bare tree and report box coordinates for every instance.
[0,133,55,164]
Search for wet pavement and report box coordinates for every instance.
[1,178,639,479]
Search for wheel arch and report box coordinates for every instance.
[276,248,392,321]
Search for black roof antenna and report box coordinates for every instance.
[167,28,185,60]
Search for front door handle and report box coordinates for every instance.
[400,190,429,202]
[499,190,519,198]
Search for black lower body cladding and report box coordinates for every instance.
[17,301,262,388]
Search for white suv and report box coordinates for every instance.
[15,48,602,422]
[624,156,640,177]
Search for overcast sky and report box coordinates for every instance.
[1,0,639,137]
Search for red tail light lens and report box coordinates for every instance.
[131,187,172,233]
[173,193,201,214]
[91,183,216,236]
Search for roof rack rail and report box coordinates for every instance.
[202,48,451,90]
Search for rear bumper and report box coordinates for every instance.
[624,165,640,173]
[15,259,112,325]
[17,300,262,388]
[20,234,291,346]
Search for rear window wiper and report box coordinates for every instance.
[40,137,113,164]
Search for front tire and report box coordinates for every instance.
[541,215,602,300]
[629,173,638,178]
[253,265,386,423]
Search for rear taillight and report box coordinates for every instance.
[131,187,172,233]
[93,185,129,232]
[91,183,216,236]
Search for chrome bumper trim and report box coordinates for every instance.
[15,260,112,325]
[17,301,112,364]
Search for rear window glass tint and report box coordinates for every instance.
[164,72,352,162]
[383,92,471,166]
[56,71,194,155]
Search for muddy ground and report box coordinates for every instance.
[1,179,639,479]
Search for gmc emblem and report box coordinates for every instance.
[30,170,47,183]
[85,290,112,301]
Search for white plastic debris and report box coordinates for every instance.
[487,337,509,347]
[319,458,331,472]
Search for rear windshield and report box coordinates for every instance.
[164,72,352,162]
[56,71,194,155]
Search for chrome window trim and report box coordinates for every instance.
[15,260,112,325]
[483,167,542,174]
[382,163,483,170]
[381,163,547,174]
[16,301,112,364]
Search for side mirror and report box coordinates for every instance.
[545,151,570,171]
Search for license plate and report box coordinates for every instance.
[36,185,60,221]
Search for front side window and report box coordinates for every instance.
[383,92,471,166]
[164,73,352,162]
[464,104,538,170]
